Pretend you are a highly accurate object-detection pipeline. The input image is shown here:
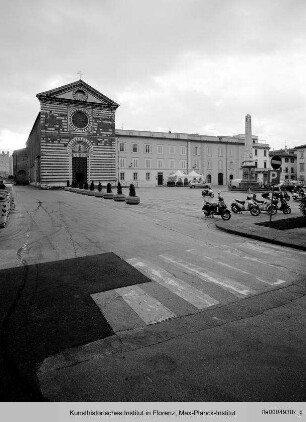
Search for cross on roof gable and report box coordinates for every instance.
[36,80,119,109]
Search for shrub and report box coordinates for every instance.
[107,183,112,193]
[90,181,95,191]
[129,184,136,197]
[98,182,102,192]
[117,182,123,195]
[176,180,183,186]
[66,180,70,187]
[84,181,88,190]
[167,181,175,187]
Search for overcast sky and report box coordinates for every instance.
[1,0,306,153]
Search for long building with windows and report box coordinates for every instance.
[115,130,270,187]
[14,79,272,187]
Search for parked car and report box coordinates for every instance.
[189,181,209,189]
[229,179,242,189]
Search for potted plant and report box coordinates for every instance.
[125,183,140,204]
[103,182,114,199]
[113,182,126,202]
[94,181,104,198]
[87,181,95,196]
[81,181,89,194]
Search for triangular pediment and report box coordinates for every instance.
[36,80,119,109]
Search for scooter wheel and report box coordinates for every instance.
[221,210,231,220]
[231,205,239,213]
[283,207,291,214]
[203,210,210,217]
[250,206,260,216]
[210,193,214,198]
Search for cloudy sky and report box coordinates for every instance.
[1,0,306,153]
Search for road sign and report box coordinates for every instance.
[271,155,282,170]
[269,170,281,185]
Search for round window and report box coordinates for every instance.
[71,111,89,129]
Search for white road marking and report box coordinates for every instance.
[159,254,256,297]
[186,250,287,286]
[127,258,219,309]
[115,285,176,325]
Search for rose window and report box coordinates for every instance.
[71,111,89,129]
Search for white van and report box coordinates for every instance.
[229,179,241,189]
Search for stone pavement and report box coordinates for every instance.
[215,212,306,251]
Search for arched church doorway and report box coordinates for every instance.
[73,156,87,184]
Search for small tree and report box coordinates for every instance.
[107,183,112,193]
[84,181,88,190]
[98,182,102,192]
[90,181,95,191]
[117,182,123,195]
[66,180,70,187]
[129,184,136,197]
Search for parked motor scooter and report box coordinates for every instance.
[252,193,278,215]
[231,195,261,216]
[201,187,214,198]
[202,192,231,220]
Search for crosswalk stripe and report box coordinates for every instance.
[127,258,219,309]
[159,254,256,298]
[115,285,176,325]
[186,250,286,286]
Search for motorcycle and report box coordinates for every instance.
[276,197,291,214]
[202,193,231,220]
[252,193,278,215]
[201,188,214,198]
[231,195,261,216]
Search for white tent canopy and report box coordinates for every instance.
[167,170,187,180]
[187,170,204,181]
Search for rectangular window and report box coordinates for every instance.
[157,159,163,169]
[119,142,126,152]
[180,146,186,155]
[169,159,175,169]
[144,144,151,153]
[181,160,187,169]
[291,167,294,173]
[119,158,126,168]
[264,150,267,157]
[132,143,138,153]
[291,158,294,163]
[300,163,305,172]
[285,158,289,163]
[218,160,223,170]
[133,172,138,181]
[194,146,199,155]
[285,167,288,173]
[254,149,257,156]
[255,161,258,168]
[207,160,212,170]
[120,172,125,181]
[169,146,175,154]
[218,147,223,157]
[300,150,304,159]
[146,172,150,181]
[207,146,212,157]
[264,161,267,168]
[145,159,151,169]
[157,145,163,154]
[133,158,138,168]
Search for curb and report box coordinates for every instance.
[215,222,306,251]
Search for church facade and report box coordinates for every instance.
[26,80,119,186]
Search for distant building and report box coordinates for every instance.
[294,144,306,182]
[12,148,28,184]
[14,80,276,187]
[269,147,297,181]
[0,151,13,178]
